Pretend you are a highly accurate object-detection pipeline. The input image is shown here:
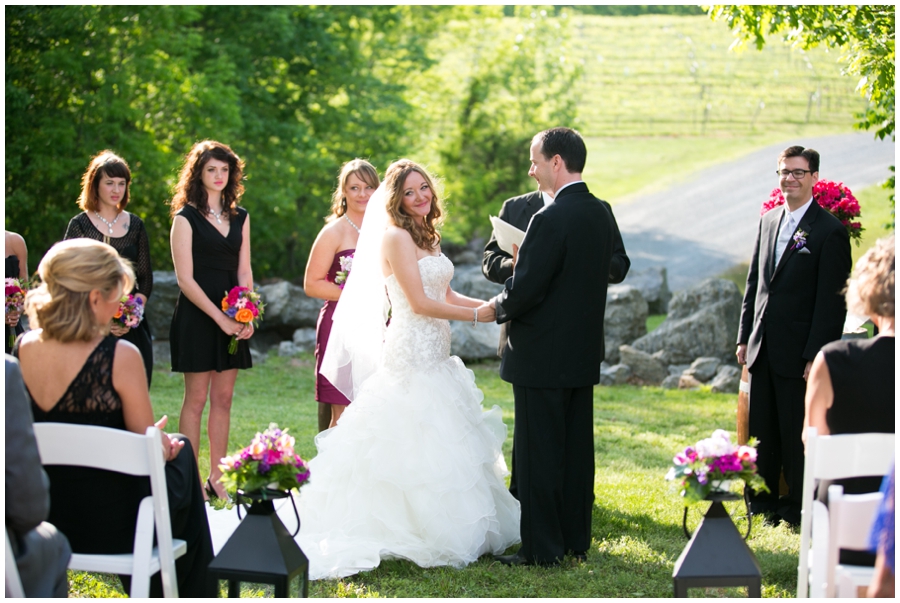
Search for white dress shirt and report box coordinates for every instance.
[774,198,813,267]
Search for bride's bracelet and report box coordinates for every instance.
[472,307,478,326]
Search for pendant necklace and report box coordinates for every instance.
[210,208,225,225]
[94,211,121,235]
[344,214,361,233]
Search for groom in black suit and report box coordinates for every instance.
[489,128,620,566]
[737,145,851,527]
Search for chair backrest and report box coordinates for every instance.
[32,423,179,597]
[5,530,25,598]
[797,428,895,598]
[826,485,884,597]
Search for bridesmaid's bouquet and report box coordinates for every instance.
[113,294,144,330]
[5,278,27,348]
[218,423,310,495]
[221,285,265,354]
[334,253,353,289]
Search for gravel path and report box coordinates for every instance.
[614,132,895,292]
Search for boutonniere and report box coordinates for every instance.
[791,229,808,251]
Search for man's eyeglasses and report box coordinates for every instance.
[777,169,812,179]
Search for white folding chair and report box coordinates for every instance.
[5,530,26,598]
[797,428,894,598]
[32,424,187,598]
[827,485,884,598]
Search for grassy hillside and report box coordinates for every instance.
[569,14,865,138]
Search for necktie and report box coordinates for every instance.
[774,211,795,268]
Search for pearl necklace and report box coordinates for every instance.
[344,214,361,233]
[94,211,121,235]
[209,208,225,225]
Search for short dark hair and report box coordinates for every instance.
[534,127,586,173]
[778,145,820,174]
[78,151,132,212]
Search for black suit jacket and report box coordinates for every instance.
[738,200,851,378]
[492,183,615,388]
[483,189,629,356]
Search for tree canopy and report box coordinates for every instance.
[708,5,895,141]
[6,6,570,279]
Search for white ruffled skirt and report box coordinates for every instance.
[206,356,520,580]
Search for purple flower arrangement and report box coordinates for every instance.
[666,429,769,504]
[113,294,144,329]
[218,423,310,496]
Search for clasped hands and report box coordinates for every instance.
[220,318,254,340]
[155,415,184,462]
[476,300,496,323]
[6,310,20,327]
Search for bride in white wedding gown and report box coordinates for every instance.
[207,159,520,580]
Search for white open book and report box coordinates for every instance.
[489,216,525,255]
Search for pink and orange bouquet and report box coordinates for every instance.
[221,285,265,354]
[112,294,144,330]
[218,423,310,495]
[762,180,864,244]
[666,429,769,504]
[5,278,27,348]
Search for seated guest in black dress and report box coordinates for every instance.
[64,151,155,385]
[804,235,895,565]
[16,239,214,597]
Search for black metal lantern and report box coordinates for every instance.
[672,491,762,597]
[208,490,309,597]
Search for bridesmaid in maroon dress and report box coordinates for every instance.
[303,159,379,431]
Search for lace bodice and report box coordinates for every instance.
[382,254,453,373]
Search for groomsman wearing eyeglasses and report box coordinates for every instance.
[736,145,851,527]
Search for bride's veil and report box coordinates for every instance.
[320,183,391,401]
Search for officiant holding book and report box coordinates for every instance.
[488,127,628,566]
[482,139,629,503]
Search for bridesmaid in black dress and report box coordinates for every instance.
[5,229,28,353]
[169,140,254,501]
[16,239,214,597]
[303,159,379,431]
[63,151,154,385]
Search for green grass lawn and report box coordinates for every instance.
[73,355,799,598]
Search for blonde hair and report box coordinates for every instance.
[25,239,135,342]
[384,159,443,250]
[328,159,379,220]
[845,236,894,319]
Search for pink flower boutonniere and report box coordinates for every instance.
[791,229,808,251]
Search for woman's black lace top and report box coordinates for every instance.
[63,211,153,299]
[29,335,126,429]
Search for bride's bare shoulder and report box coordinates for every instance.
[383,225,414,246]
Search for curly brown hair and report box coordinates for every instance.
[170,140,245,218]
[384,159,443,250]
[77,150,132,212]
[328,159,380,221]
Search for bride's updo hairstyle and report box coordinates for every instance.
[25,239,135,343]
[328,159,379,221]
[170,140,245,218]
[384,159,443,250]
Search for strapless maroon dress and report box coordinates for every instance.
[315,250,353,405]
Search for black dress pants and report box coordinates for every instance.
[512,384,594,563]
[747,341,807,525]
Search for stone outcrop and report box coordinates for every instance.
[257,280,321,337]
[449,264,504,301]
[629,278,742,365]
[603,285,648,364]
[684,357,721,383]
[146,271,180,340]
[618,344,667,385]
[623,266,671,314]
[709,365,742,394]
[450,321,502,361]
